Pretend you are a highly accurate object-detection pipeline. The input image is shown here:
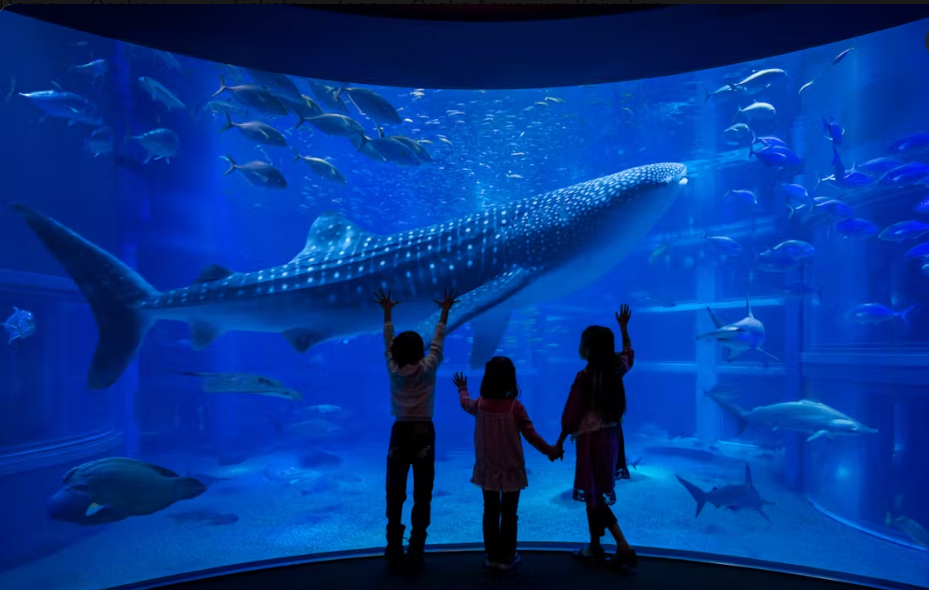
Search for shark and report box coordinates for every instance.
[14,162,688,390]
[695,296,780,363]
[675,464,775,522]
[706,391,878,443]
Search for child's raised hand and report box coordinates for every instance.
[374,289,399,311]
[615,304,632,328]
[434,288,460,312]
[452,372,467,389]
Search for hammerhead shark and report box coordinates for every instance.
[676,464,775,522]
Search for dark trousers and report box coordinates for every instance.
[586,503,617,540]
[482,490,520,561]
[386,421,436,545]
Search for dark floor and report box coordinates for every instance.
[161,551,882,590]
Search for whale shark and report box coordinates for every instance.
[695,296,780,363]
[14,162,688,390]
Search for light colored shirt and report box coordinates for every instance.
[458,389,550,492]
[384,321,446,420]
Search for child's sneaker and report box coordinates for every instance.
[497,552,521,571]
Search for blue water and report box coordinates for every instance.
[1,11,928,590]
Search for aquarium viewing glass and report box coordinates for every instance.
[0,10,927,590]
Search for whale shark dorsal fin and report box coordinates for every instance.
[745,296,753,318]
[745,464,753,486]
[193,264,235,284]
[292,211,374,262]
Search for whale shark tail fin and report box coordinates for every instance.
[13,204,159,389]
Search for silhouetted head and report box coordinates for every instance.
[480,356,520,400]
[392,331,425,368]
[583,325,616,363]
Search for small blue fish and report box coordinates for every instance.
[830,47,855,67]
[70,59,108,79]
[772,240,816,261]
[783,184,812,217]
[814,198,854,218]
[756,136,787,148]
[823,116,844,146]
[723,189,758,206]
[821,147,872,189]
[848,303,916,326]
[889,133,929,154]
[858,157,905,178]
[878,220,929,242]
[19,87,102,126]
[3,307,36,344]
[879,162,929,186]
[835,218,878,239]
[750,142,801,167]
[756,248,802,273]
[706,236,743,256]
[904,242,929,259]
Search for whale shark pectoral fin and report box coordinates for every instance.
[291,211,378,263]
[189,320,224,350]
[417,267,535,358]
[467,307,513,369]
[282,328,324,353]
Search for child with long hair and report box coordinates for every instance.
[555,305,637,569]
[453,358,562,570]
[376,287,459,568]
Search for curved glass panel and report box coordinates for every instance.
[0,10,926,590]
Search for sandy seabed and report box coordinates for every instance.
[0,439,927,590]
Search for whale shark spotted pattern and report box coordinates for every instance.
[15,162,688,389]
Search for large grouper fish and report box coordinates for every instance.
[14,162,688,389]
[48,458,207,525]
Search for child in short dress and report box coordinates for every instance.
[453,357,562,570]
[555,305,637,570]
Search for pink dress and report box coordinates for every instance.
[561,349,634,507]
[458,390,549,492]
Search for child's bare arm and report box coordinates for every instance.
[423,288,459,372]
[615,304,634,375]
[452,373,478,415]
[515,402,559,458]
[374,289,399,370]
